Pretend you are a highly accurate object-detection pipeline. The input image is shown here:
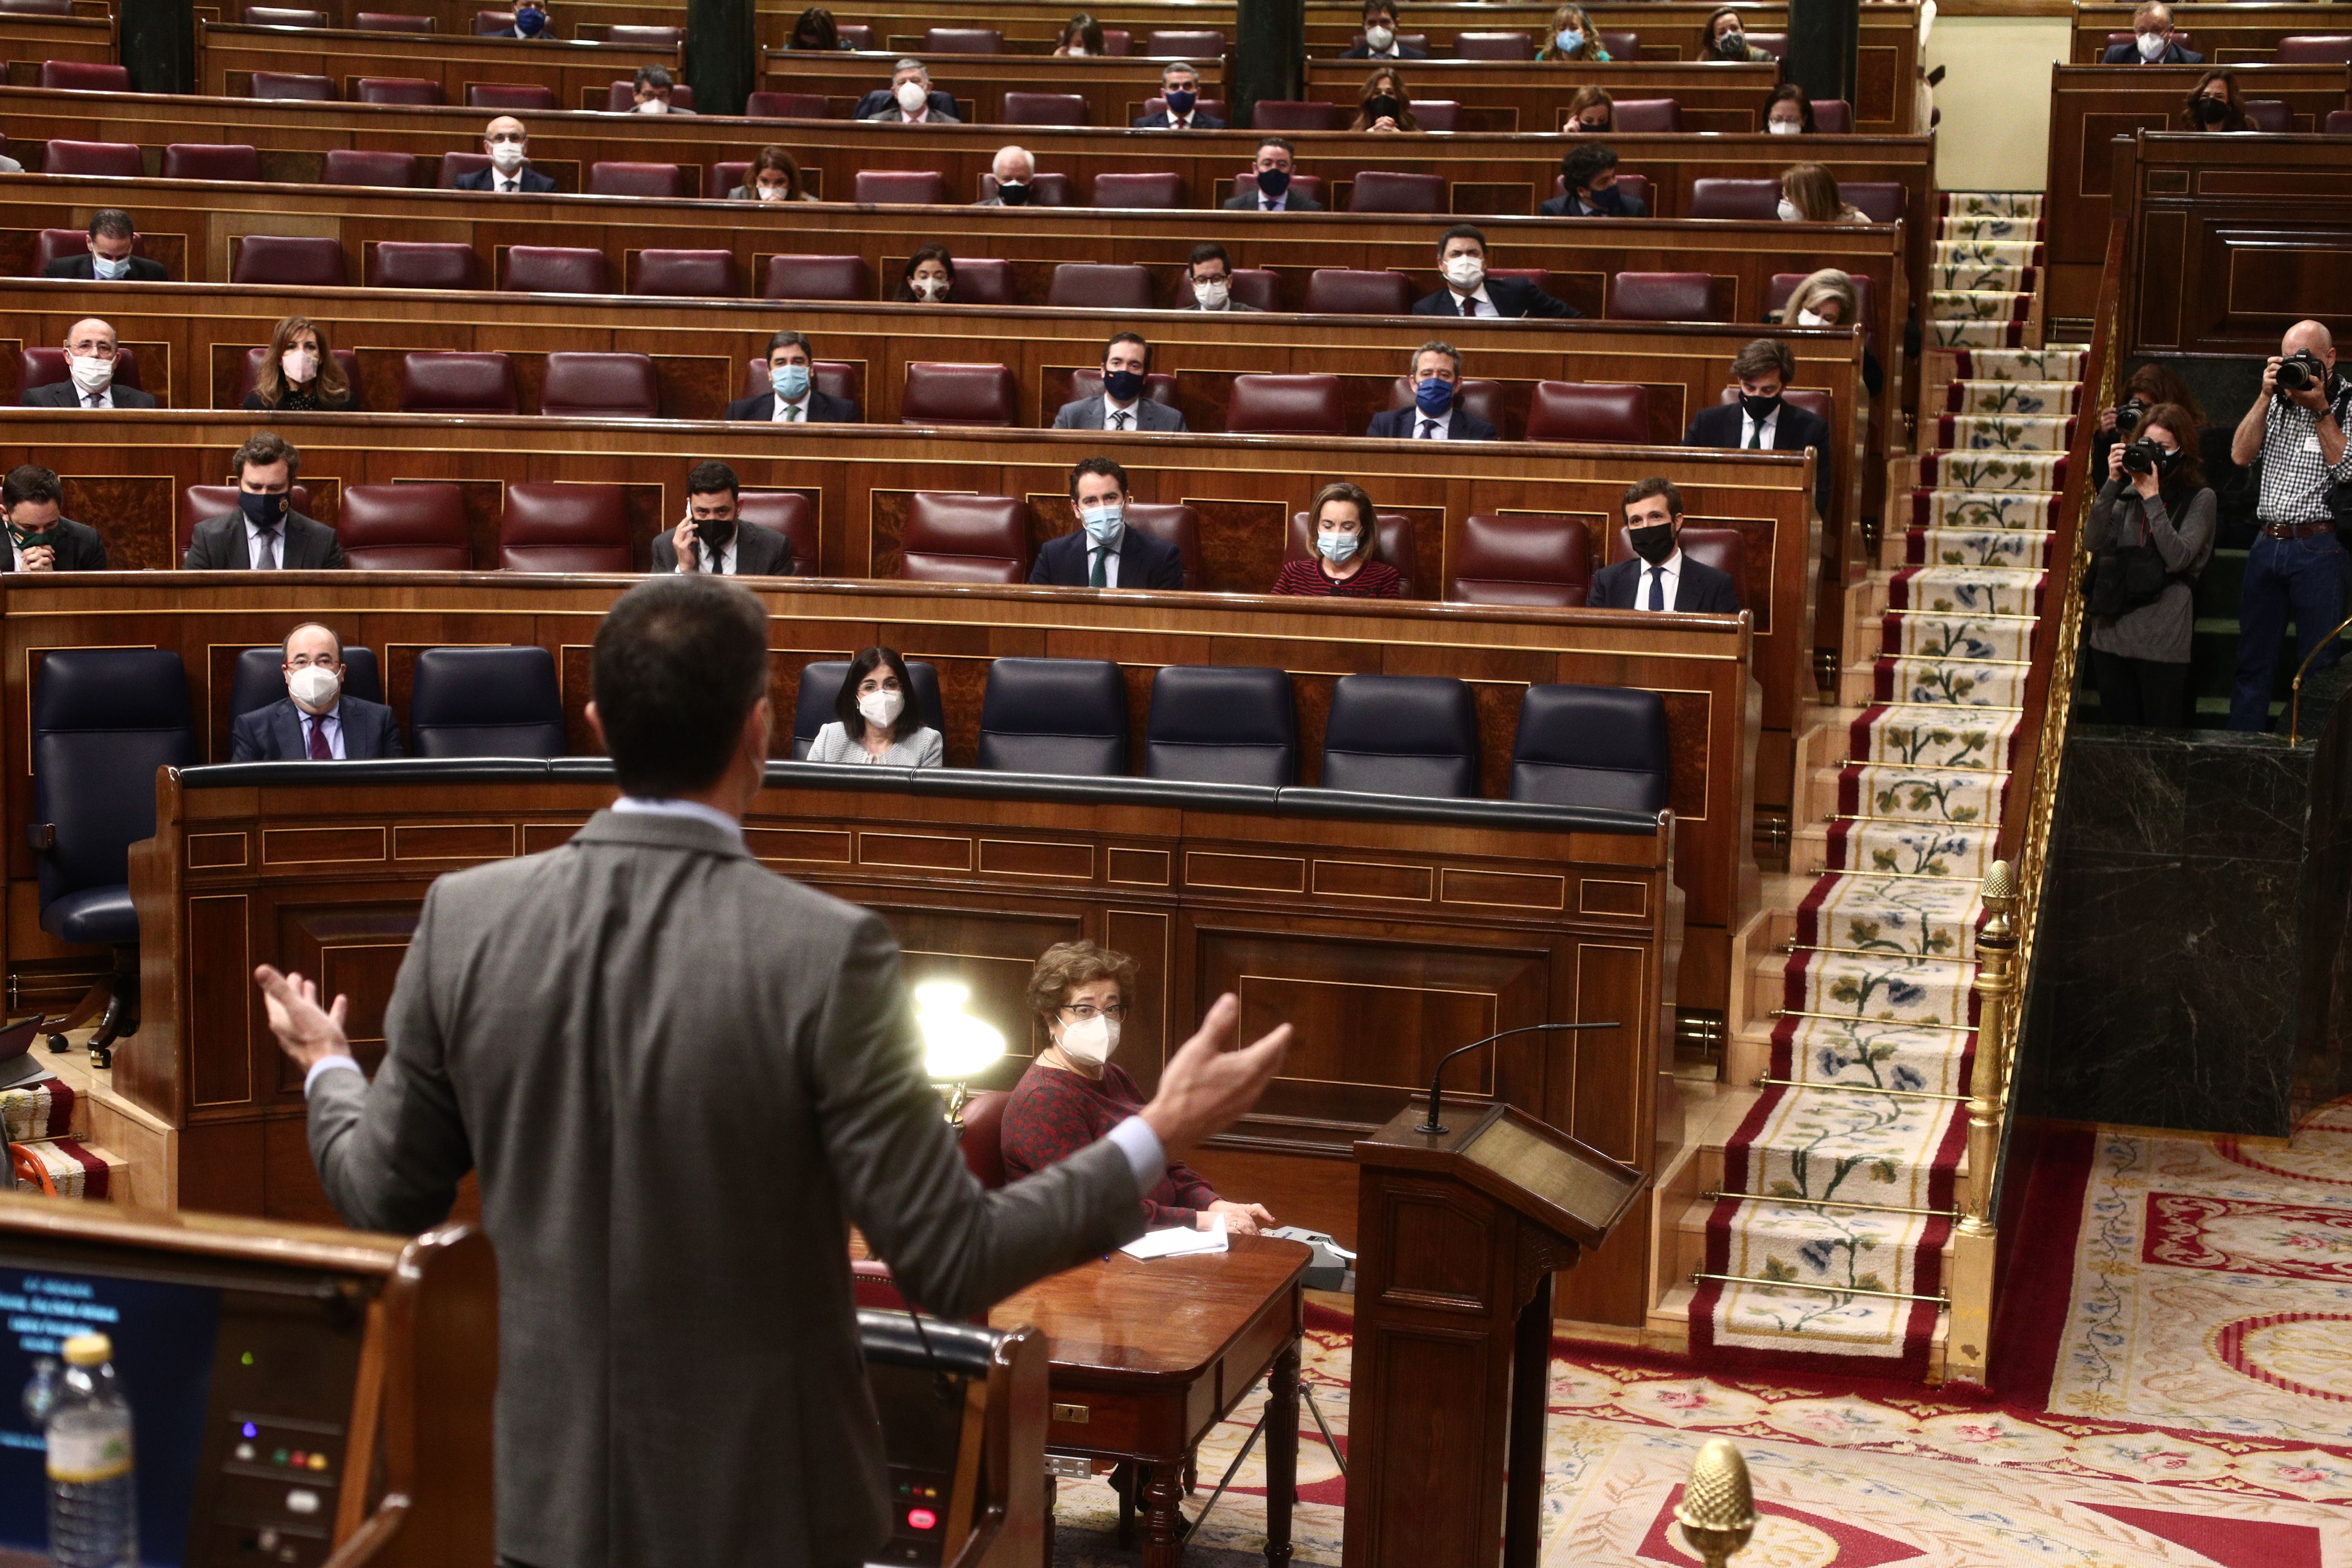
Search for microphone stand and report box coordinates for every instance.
[1417,1022,1622,1136]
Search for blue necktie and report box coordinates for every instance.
[1646,566,1665,611]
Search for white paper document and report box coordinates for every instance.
[1120,1215,1228,1260]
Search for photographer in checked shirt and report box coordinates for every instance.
[2228,320,2352,732]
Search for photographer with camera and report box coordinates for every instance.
[2095,363,2203,480]
[2086,404,2216,726]
[2228,321,2352,732]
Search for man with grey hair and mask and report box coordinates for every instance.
[974,144,1040,205]
[857,58,960,122]
[229,622,404,760]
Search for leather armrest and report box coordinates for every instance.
[25,823,54,853]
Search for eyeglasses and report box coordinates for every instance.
[1060,1003,1129,1023]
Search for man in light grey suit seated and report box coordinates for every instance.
[256,573,1289,1568]
[1051,332,1188,432]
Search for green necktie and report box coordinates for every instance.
[1090,546,1107,588]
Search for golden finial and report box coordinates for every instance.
[1983,859,2016,903]
[1675,1438,1757,1567]
[1980,858,2018,946]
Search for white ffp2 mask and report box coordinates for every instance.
[1442,256,1485,290]
[288,665,340,709]
[1060,1014,1119,1067]
[857,689,905,729]
[67,355,113,395]
[896,80,928,112]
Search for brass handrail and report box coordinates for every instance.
[2286,612,2352,745]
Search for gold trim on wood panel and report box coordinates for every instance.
[316,939,412,1048]
[391,822,519,861]
[744,826,854,864]
[1309,859,1435,902]
[1577,879,1651,919]
[1438,867,1568,911]
[187,831,250,870]
[858,831,974,872]
[1106,846,1171,885]
[188,892,252,1109]
[976,839,1096,879]
[1185,851,1307,894]
[260,826,388,865]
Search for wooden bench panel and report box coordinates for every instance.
[0,14,114,79]
[195,19,682,104]
[2070,3,2352,66]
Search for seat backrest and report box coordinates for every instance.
[1047,262,1154,309]
[763,253,873,301]
[853,169,947,205]
[499,483,631,573]
[791,658,946,756]
[438,151,494,187]
[355,11,437,30]
[1228,268,1282,312]
[1320,674,1477,798]
[23,345,142,395]
[0,0,76,14]
[1509,684,1669,812]
[2277,34,2352,64]
[1144,28,1222,54]
[468,82,557,110]
[502,245,609,294]
[1811,98,1852,133]
[1411,100,1459,132]
[1386,376,1505,434]
[251,70,337,100]
[1301,268,1414,315]
[1229,373,1346,435]
[980,172,1073,205]
[924,25,1001,51]
[835,24,870,46]
[31,649,195,909]
[1348,170,1447,214]
[338,483,472,570]
[1609,271,1721,322]
[901,363,1018,428]
[1745,31,1788,56]
[1251,100,1347,131]
[2243,98,2289,132]
[604,23,682,46]
[230,233,346,286]
[355,76,443,104]
[179,484,310,554]
[247,5,328,22]
[1285,510,1420,598]
[1121,503,1202,587]
[39,61,132,92]
[162,142,263,181]
[1608,523,1748,607]
[1003,91,1089,126]
[900,493,1027,582]
[398,351,518,413]
[1598,29,1639,57]
[408,646,567,756]
[1099,27,1130,54]
[1448,513,1592,606]
[586,161,686,198]
[736,492,815,573]
[1145,665,1296,786]
[32,229,89,269]
[634,248,739,297]
[1688,177,1779,220]
[1526,381,1651,443]
[43,139,142,177]
[1455,29,1530,58]
[2326,108,2352,135]
[230,646,386,719]
[949,257,1017,304]
[977,658,1129,777]
[959,1089,1010,1188]
[473,7,514,30]
[745,90,830,117]
[1610,97,1679,132]
[1842,181,1905,223]
[236,346,359,404]
[539,352,659,418]
[1139,95,1229,121]
[368,240,480,288]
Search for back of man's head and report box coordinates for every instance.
[592,576,771,797]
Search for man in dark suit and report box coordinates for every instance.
[453,116,557,192]
[650,460,795,576]
[184,431,347,570]
[854,59,961,122]
[1412,225,1581,318]
[1366,342,1498,441]
[1052,334,1188,432]
[1032,457,1186,588]
[1338,0,1429,58]
[257,572,1287,1568]
[492,0,556,36]
[1177,244,1264,311]
[37,210,168,282]
[2,465,109,571]
[1540,144,1649,217]
[1132,61,1225,129]
[2100,3,2202,61]
[1684,337,1834,519]
[725,329,861,424]
[1223,138,1323,211]
[230,622,405,762]
[1589,478,1743,612]
[22,318,157,408]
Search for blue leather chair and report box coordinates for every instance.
[1143,667,1298,787]
[976,658,1128,776]
[407,646,567,757]
[791,659,947,760]
[29,649,197,1066]
[1319,674,1479,798]
[1508,684,1670,813]
[229,645,386,720]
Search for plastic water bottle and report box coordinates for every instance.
[24,1332,138,1568]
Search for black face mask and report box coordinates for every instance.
[1629,522,1676,567]
[1366,94,1402,123]
[1741,392,1784,422]
[240,490,288,529]
[694,516,738,551]
[1256,167,1292,199]
[995,181,1032,205]
[1582,184,1623,212]
[2194,97,2230,124]
[1102,368,1146,403]
[1716,31,1748,57]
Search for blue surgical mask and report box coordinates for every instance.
[515,5,545,32]
[1556,28,1583,52]
[1415,377,1454,414]
[92,255,131,281]
[774,362,811,400]
[1081,505,1124,544]
[1317,529,1360,564]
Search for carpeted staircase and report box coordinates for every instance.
[4,1072,123,1200]
[1653,193,2086,1381]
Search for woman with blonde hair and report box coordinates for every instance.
[1536,3,1609,61]
[243,315,360,412]
[1781,267,1881,395]
[1565,84,1614,132]
[1778,162,1868,224]
[1351,65,1418,132]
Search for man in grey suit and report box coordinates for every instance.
[23,318,157,408]
[1052,332,1188,432]
[255,574,1288,1568]
[183,431,346,569]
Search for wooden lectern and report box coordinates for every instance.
[1341,1100,1648,1568]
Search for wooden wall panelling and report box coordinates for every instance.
[195,21,683,104]
[0,15,114,77]
[756,49,1225,128]
[2069,3,2352,65]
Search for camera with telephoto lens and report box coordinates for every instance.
[2121,438,2166,476]
[2115,395,2148,435]
[2279,351,2328,394]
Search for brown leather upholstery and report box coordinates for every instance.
[355,11,435,29]
[1609,272,1722,322]
[1003,92,1089,126]
[43,139,141,176]
[1250,100,1346,131]
[737,492,814,573]
[539,352,659,419]
[1122,504,1202,586]
[1230,269,1282,311]
[1812,98,1853,133]
[437,151,496,186]
[1140,96,1228,120]
[1843,182,1906,223]
[502,246,610,294]
[2244,98,2290,132]
[1349,171,1447,213]
[1598,29,1639,55]
[852,169,946,205]
[1411,100,1460,132]
[1230,374,1346,435]
[586,161,687,198]
[355,75,442,103]
[250,71,335,99]
[1302,268,1414,315]
[1285,510,1420,597]
[1526,381,1651,443]
[1610,97,1679,132]
[230,234,345,286]
[1099,28,1130,54]
[924,26,1000,51]
[21,346,141,394]
[1456,30,1531,58]
[1385,376,1505,432]
[761,254,873,301]
[980,172,1072,204]
[236,346,359,402]
[40,62,131,91]
[1145,29,1222,54]
[1609,523,1747,603]
[337,483,471,570]
[2328,108,2352,134]
[951,258,1017,304]
[1447,513,1592,606]
[1229,171,1328,205]
[900,493,1027,582]
[180,484,309,552]
[162,142,262,180]
[368,241,480,289]
[1047,263,1154,309]
[1744,31,1788,56]
[32,230,90,269]
[633,249,739,297]
[901,363,1019,427]
[836,24,870,46]
[2277,33,2352,62]
[473,8,515,30]
[1688,178,1779,220]
[603,23,681,45]
[500,483,631,573]
[398,351,519,413]
[246,5,327,22]
[744,90,828,117]
[601,78,695,110]
[1716,383,1834,426]
[0,0,75,12]
[957,1090,1010,1188]
[467,82,556,110]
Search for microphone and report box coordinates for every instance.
[1417,1021,1621,1136]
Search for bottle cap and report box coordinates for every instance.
[61,1334,111,1367]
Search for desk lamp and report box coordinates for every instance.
[916,981,1005,1127]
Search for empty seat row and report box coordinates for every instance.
[241,76,701,111]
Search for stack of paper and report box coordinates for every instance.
[1119,1215,1228,1260]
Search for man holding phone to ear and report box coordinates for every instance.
[652,460,794,576]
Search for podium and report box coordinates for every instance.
[1341,1100,1648,1568]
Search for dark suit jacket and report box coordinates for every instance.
[1538,187,1649,218]
[1366,405,1498,441]
[1029,528,1186,589]
[229,695,405,762]
[453,165,559,192]
[1131,110,1228,129]
[1412,277,1580,319]
[2,518,108,571]
[1589,554,1742,612]
[183,509,348,570]
[1685,400,1834,517]
[305,808,1149,1568]
[1338,41,1430,58]
[1222,188,1325,211]
[2099,40,2202,62]
[854,89,962,121]
[21,381,157,408]
[648,521,796,576]
[723,389,861,424]
[39,254,168,282]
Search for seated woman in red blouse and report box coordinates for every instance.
[1002,939,1277,1234]
[1270,481,1403,598]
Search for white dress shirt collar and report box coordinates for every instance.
[771,394,809,422]
[1635,549,1685,610]
[1739,407,1782,450]
[245,512,288,569]
[1103,395,1141,429]
[1089,534,1123,587]
[1412,406,1454,439]
[1258,192,1287,211]
[1452,285,1498,316]
[612,795,746,842]
[678,534,738,575]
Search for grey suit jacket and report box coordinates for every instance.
[306,810,1146,1568]
[22,381,158,408]
[1053,394,1187,432]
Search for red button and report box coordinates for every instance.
[906,1509,938,1532]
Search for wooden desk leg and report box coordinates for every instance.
[1265,1339,1299,1568]
[1142,1462,1186,1568]
[1503,1273,1554,1568]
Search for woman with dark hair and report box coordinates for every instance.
[895,244,956,303]
[2084,401,2216,727]
[806,647,944,765]
[243,315,361,412]
[1565,85,1614,132]
[1764,83,1813,134]
[786,6,840,48]
[1053,12,1105,55]
[1704,6,1773,61]
[2094,361,2205,474]
[727,146,816,202]
[2179,67,2248,131]
[1351,65,1418,132]
[1273,482,1404,597]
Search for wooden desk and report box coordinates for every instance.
[990,1236,1310,1568]
[0,13,114,79]
[757,48,1226,129]
[195,19,683,104]
[2068,2,2352,65]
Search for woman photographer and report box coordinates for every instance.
[2092,362,2203,479]
[2085,401,2216,726]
